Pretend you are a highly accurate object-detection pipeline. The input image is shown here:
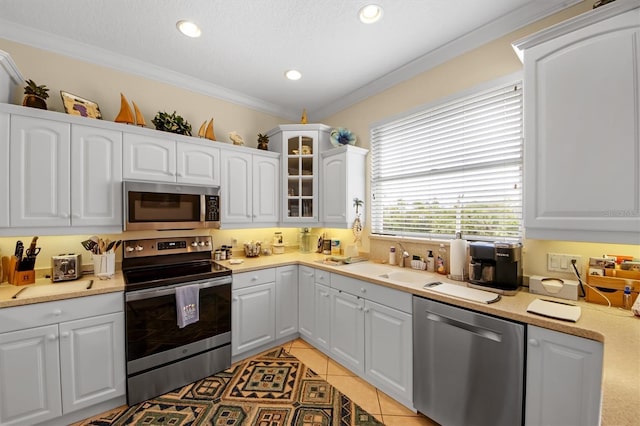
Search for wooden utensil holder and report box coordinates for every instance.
[585,272,640,307]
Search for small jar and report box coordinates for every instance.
[220,247,227,260]
[226,246,232,260]
[389,246,396,265]
[214,250,221,261]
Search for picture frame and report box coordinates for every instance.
[60,91,102,119]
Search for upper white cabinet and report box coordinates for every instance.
[9,116,123,229]
[526,325,603,426]
[514,3,640,244]
[321,145,367,229]
[0,112,9,228]
[71,125,123,227]
[123,133,221,186]
[220,149,279,227]
[268,124,331,225]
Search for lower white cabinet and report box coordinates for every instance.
[275,265,298,339]
[314,282,332,351]
[232,266,298,357]
[298,266,315,339]
[0,293,125,426]
[330,289,365,374]
[526,325,603,426]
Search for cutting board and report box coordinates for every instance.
[527,298,581,322]
[424,282,501,304]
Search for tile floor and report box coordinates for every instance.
[283,338,439,426]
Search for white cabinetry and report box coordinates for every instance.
[0,293,125,426]
[275,265,298,339]
[298,265,315,339]
[232,269,276,356]
[321,145,367,228]
[526,325,603,426]
[267,124,331,224]
[330,273,413,408]
[9,115,122,230]
[0,112,9,227]
[220,149,279,227]
[123,133,220,186]
[314,282,332,352]
[514,3,640,244]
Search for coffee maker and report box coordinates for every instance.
[468,241,522,295]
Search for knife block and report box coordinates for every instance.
[12,270,35,285]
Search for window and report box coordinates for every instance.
[370,80,523,241]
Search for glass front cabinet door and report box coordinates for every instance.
[267,124,331,224]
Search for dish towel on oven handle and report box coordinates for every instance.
[175,284,200,328]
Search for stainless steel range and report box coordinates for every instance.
[122,236,232,405]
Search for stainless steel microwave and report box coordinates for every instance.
[123,181,220,231]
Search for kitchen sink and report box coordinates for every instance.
[338,262,395,277]
[378,270,431,285]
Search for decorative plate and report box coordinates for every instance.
[330,127,357,147]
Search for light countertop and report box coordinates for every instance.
[1,253,637,425]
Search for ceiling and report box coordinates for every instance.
[0,0,581,121]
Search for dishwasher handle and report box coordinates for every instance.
[425,311,502,343]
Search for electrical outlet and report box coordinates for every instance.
[547,253,583,275]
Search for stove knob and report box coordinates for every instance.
[135,245,144,252]
[198,241,205,246]
[191,242,199,247]
[204,241,210,246]
[125,246,135,253]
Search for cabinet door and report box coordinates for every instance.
[10,115,71,227]
[59,312,125,414]
[314,283,331,351]
[253,154,279,223]
[275,265,298,339]
[232,282,275,355]
[177,143,220,186]
[123,133,176,182]
[282,131,319,224]
[221,150,252,224]
[0,325,62,425]
[526,325,603,426]
[298,266,315,339]
[321,153,346,224]
[71,125,123,227]
[330,289,365,374]
[0,112,8,227]
[522,10,640,243]
[364,300,412,405]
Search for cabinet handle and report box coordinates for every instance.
[72,213,80,219]
[61,212,70,219]
[48,334,57,341]
[233,296,239,302]
[364,308,370,313]
[529,338,539,347]
[60,331,70,338]
[360,287,366,293]
[358,305,364,311]
[52,309,62,316]
[251,276,258,281]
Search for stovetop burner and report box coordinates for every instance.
[121,236,231,291]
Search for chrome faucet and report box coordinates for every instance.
[396,242,410,268]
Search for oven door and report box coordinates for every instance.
[125,277,231,375]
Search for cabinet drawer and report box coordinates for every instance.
[315,269,331,286]
[0,292,123,333]
[233,268,276,290]
[330,273,412,313]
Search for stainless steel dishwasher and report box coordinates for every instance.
[413,296,525,426]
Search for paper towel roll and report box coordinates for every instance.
[450,237,467,281]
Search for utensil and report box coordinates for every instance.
[112,240,122,253]
[81,239,97,252]
[105,240,116,253]
[11,287,28,299]
[86,279,94,290]
[27,236,38,254]
[14,240,24,261]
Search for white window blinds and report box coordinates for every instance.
[370,81,523,241]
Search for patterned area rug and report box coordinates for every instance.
[75,347,384,426]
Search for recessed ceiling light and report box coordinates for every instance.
[359,4,383,24]
[285,69,302,81]
[176,20,201,38]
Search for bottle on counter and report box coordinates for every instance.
[436,243,446,275]
[389,246,396,265]
[623,285,632,310]
[426,250,435,272]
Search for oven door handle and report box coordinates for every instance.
[125,278,230,302]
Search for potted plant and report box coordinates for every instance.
[257,133,269,150]
[151,111,192,136]
[22,79,49,110]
